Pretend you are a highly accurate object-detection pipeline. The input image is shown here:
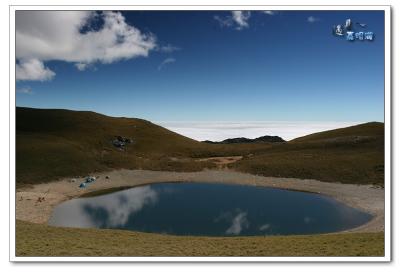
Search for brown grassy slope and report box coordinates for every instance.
[292,122,384,143]
[16,107,272,185]
[230,122,384,185]
[16,107,207,185]
[16,220,384,257]
[17,107,384,186]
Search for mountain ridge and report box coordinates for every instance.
[203,135,285,144]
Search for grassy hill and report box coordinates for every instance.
[16,107,384,186]
[292,122,384,143]
[230,123,384,185]
[16,107,212,185]
[16,220,383,256]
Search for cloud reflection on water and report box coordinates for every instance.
[49,186,158,228]
[48,182,373,235]
[259,223,271,231]
[214,209,250,235]
[226,211,249,235]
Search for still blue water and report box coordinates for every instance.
[48,182,372,236]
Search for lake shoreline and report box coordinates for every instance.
[16,169,384,234]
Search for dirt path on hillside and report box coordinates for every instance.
[196,156,243,169]
[16,169,384,233]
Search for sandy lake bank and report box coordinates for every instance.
[16,169,384,233]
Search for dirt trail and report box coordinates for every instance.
[196,156,243,169]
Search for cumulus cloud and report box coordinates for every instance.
[307,16,320,23]
[214,11,251,30]
[156,121,362,141]
[16,86,34,95]
[16,11,157,81]
[16,59,55,81]
[226,211,249,235]
[158,57,176,70]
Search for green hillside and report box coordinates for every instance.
[16,107,384,186]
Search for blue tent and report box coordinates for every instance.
[79,183,87,188]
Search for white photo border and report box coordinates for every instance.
[9,4,392,262]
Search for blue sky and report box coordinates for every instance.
[16,10,385,122]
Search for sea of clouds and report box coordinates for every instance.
[155,121,362,141]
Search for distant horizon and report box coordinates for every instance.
[17,105,372,141]
[156,120,366,141]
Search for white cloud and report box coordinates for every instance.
[16,59,55,81]
[158,57,176,70]
[214,11,251,30]
[16,86,34,95]
[226,211,249,235]
[16,11,157,81]
[214,15,233,28]
[307,16,320,23]
[231,11,251,29]
[158,44,181,53]
[75,62,89,71]
[262,11,276,15]
[156,121,362,141]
